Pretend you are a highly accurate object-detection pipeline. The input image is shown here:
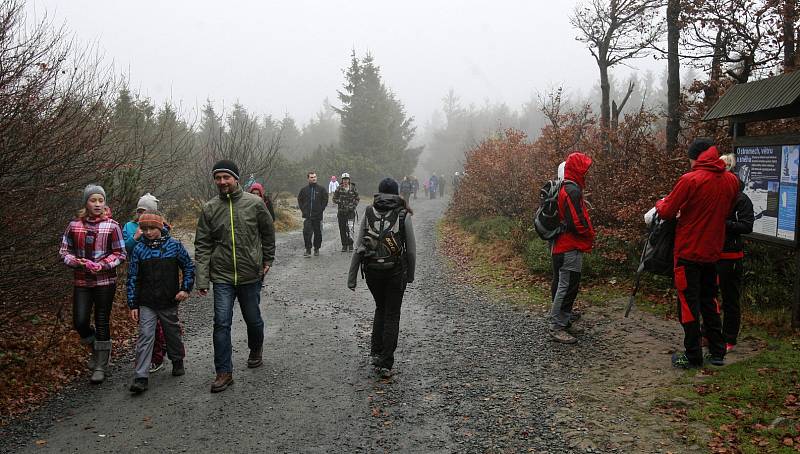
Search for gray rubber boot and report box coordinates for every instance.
[81,335,97,370]
[90,340,112,384]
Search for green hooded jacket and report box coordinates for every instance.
[194,186,275,289]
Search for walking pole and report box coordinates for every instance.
[625,233,650,317]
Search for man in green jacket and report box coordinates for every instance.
[195,159,276,393]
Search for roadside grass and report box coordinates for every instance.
[442,214,800,453]
[656,336,800,453]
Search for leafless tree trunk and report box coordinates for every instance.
[666,0,681,152]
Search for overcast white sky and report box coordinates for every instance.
[27,0,665,126]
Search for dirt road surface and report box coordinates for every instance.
[3,196,719,453]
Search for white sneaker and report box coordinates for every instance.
[149,362,164,373]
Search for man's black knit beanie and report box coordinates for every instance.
[212,159,240,180]
[688,138,714,160]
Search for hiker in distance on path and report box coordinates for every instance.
[656,139,740,369]
[717,153,754,353]
[548,152,595,345]
[348,178,416,377]
[428,174,438,199]
[399,176,413,201]
[59,185,126,384]
[332,172,360,252]
[127,210,194,394]
[122,193,168,375]
[328,175,340,194]
[249,182,276,222]
[194,160,276,393]
[298,171,328,257]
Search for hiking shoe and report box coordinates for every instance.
[341,245,348,252]
[549,329,577,344]
[247,348,263,368]
[314,249,320,256]
[671,352,701,369]
[210,373,233,393]
[129,378,148,394]
[726,343,736,353]
[348,244,354,252]
[171,360,185,376]
[375,367,393,378]
[303,249,311,257]
[704,353,725,366]
[148,362,163,374]
[565,324,585,336]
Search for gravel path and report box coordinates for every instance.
[2,196,584,453]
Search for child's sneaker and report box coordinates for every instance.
[129,377,148,394]
[671,352,701,369]
[149,362,164,373]
[172,360,185,376]
[704,353,725,366]
[726,343,736,353]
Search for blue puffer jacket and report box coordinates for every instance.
[127,230,194,309]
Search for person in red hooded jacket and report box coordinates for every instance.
[249,182,276,221]
[655,139,740,369]
[549,152,595,344]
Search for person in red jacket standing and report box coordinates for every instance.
[656,139,740,369]
[549,152,595,344]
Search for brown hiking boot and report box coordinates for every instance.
[549,329,578,344]
[210,373,233,393]
[565,324,585,336]
[247,347,263,368]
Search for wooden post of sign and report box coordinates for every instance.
[794,250,800,330]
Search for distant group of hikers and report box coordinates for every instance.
[59,159,420,394]
[542,139,752,371]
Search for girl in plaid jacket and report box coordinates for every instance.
[59,185,126,384]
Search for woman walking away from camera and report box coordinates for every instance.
[348,178,416,378]
[59,185,126,384]
[718,154,754,353]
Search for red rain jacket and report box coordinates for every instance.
[655,146,740,263]
[553,152,595,254]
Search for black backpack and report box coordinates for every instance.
[361,206,407,272]
[640,214,677,277]
[534,179,576,241]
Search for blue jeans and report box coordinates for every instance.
[213,281,264,373]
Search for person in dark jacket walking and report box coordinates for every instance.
[656,140,740,369]
[195,160,276,393]
[298,171,328,256]
[717,154,755,352]
[59,185,126,384]
[332,172,360,252]
[127,211,194,394]
[348,178,416,377]
[549,152,595,344]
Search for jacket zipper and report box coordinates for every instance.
[228,194,238,285]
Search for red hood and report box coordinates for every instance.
[564,152,592,187]
[692,145,725,173]
[249,183,264,194]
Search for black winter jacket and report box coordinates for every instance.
[298,183,328,220]
[721,182,755,258]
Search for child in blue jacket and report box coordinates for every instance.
[127,211,194,394]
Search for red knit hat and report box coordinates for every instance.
[138,211,164,229]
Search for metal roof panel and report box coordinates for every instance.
[703,71,800,121]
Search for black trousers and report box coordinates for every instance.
[337,211,354,247]
[366,269,406,369]
[73,285,116,342]
[675,259,724,365]
[717,259,743,345]
[303,218,323,250]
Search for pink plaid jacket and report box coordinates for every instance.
[59,216,126,287]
